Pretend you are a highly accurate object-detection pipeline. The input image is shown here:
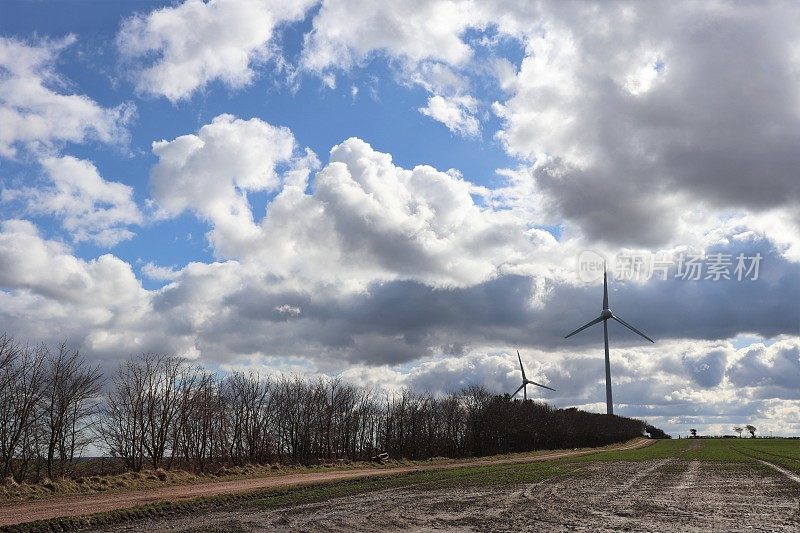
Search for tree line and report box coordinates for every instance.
[0,335,650,482]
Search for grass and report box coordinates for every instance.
[1,468,192,501]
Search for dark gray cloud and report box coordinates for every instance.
[728,342,800,394]
[681,349,728,388]
[181,238,799,370]
[498,2,800,246]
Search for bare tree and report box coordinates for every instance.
[221,371,274,466]
[175,371,218,471]
[97,358,149,471]
[733,426,743,438]
[0,339,48,480]
[145,356,205,470]
[42,343,103,478]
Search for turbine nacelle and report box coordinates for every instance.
[601,309,613,319]
[523,378,554,391]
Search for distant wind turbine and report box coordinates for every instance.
[512,351,555,401]
[564,267,654,415]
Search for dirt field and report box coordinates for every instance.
[0,439,650,528]
[99,457,800,533]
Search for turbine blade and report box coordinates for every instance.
[611,314,654,343]
[517,350,527,380]
[603,267,609,310]
[564,315,604,338]
[527,380,556,392]
[512,383,525,397]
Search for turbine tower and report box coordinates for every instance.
[564,268,654,415]
[512,351,555,401]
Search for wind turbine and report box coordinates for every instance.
[512,351,555,401]
[564,267,654,415]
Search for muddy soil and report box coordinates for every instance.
[104,459,800,532]
[1,440,652,527]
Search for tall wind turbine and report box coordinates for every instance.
[512,351,555,401]
[564,268,654,415]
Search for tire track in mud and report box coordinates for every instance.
[757,459,800,484]
[673,459,700,492]
[601,457,674,496]
[513,457,799,532]
[503,452,798,532]
[581,458,677,526]
[486,457,682,531]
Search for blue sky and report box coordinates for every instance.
[1,1,515,277]
[1,0,798,438]
[1,0,524,285]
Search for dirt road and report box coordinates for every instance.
[120,454,800,532]
[0,439,651,527]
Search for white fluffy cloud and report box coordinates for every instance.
[0,36,132,158]
[12,218,780,437]
[150,114,301,256]
[137,119,798,393]
[0,219,255,363]
[118,0,316,101]
[301,0,477,72]
[247,136,557,288]
[255,136,515,286]
[0,219,141,306]
[0,177,797,435]
[150,116,559,288]
[3,156,142,246]
[0,219,153,356]
[419,94,479,137]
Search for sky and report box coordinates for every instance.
[0,0,798,438]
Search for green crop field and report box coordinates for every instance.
[567,437,800,465]
[726,439,800,473]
